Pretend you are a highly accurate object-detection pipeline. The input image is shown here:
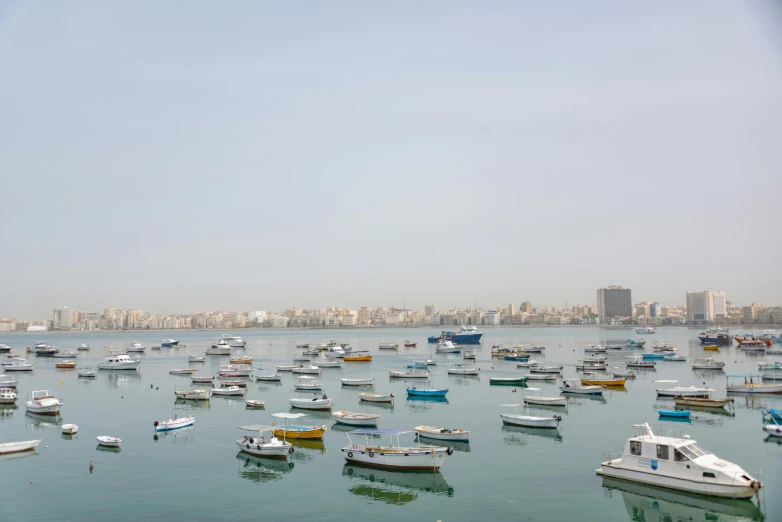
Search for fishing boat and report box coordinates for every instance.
[277,365,297,372]
[523,387,567,407]
[205,342,231,356]
[658,409,690,419]
[191,376,214,383]
[26,390,63,416]
[332,411,380,427]
[52,351,78,359]
[161,338,179,347]
[698,328,732,345]
[735,336,772,348]
[725,374,782,394]
[154,415,195,432]
[489,376,528,385]
[34,346,59,357]
[560,380,604,395]
[77,368,96,378]
[127,343,146,353]
[504,354,531,362]
[428,326,483,344]
[61,424,78,435]
[222,334,246,348]
[673,396,733,409]
[0,440,41,455]
[526,373,557,381]
[341,429,452,470]
[529,365,563,375]
[636,327,655,334]
[596,422,762,498]
[237,425,293,459]
[580,373,626,387]
[663,355,687,362]
[626,357,655,369]
[188,355,206,362]
[4,362,34,372]
[359,393,394,404]
[435,340,462,353]
[289,397,333,410]
[415,426,470,442]
[691,358,725,370]
[656,386,712,398]
[406,383,448,398]
[344,351,372,362]
[255,373,283,382]
[230,356,253,365]
[379,342,399,350]
[211,386,245,396]
[218,364,253,377]
[291,366,321,375]
[174,389,211,400]
[0,389,18,404]
[316,359,343,368]
[516,360,541,368]
[500,404,561,429]
[389,369,429,379]
[404,341,417,347]
[627,339,646,348]
[294,376,322,391]
[97,352,140,370]
[584,345,607,353]
[169,368,198,375]
[272,412,328,438]
[55,360,77,369]
[341,377,375,387]
[245,400,265,409]
[447,364,479,376]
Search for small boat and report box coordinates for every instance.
[26,390,63,415]
[237,425,292,459]
[596,422,762,498]
[516,360,540,368]
[211,386,245,396]
[61,424,78,435]
[406,385,448,398]
[277,365,297,372]
[332,411,380,427]
[611,370,636,379]
[150,345,161,350]
[658,409,690,418]
[406,363,429,370]
[757,362,782,371]
[582,355,608,364]
[4,362,34,371]
[0,389,18,404]
[161,338,179,347]
[0,378,17,389]
[763,417,782,438]
[560,380,604,395]
[205,343,231,356]
[526,373,557,381]
[417,359,437,366]
[523,387,567,407]
[169,368,198,375]
[55,360,77,369]
[291,366,321,375]
[462,351,476,360]
[698,328,732,345]
[415,425,470,442]
[77,368,96,378]
[77,344,90,351]
[501,404,561,429]
[641,353,666,360]
[0,440,41,455]
[229,356,253,365]
[735,336,772,347]
[255,373,283,382]
[529,365,563,375]
[188,355,206,363]
[627,339,646,348]
[489,376,528,385]
[154,415,195,432]
[341,377,375,387]
[127,343,146,353]
[175,389,211,400]
[579,373,626,387]
[341,429,451,471]
[607,344,623,350]
[289,397,333,410]
[302,349,320,356]
[626,357,655,369]
[652,341,674,351]
[359,393,394,404]
[389,369,429,379]
[690,358,725,370]
[34,347,59,357]
[379,342,399,350]
[447,364,479,376]
[584,345,607,353]
[218,364,253,377]
[524,346,546,353]
[98,352,140,370]
[220,379,247,388]
[272,412,327,439]
[191,376,214,383]
[343,351,372,362]
[673,396,733,409]
[294,376,322,391]
[435,340,461,353]
[575,362,608,371]
[245,400,266,409]
[726,374,782,394]
[1,354,27,366]
[504,354,531,362]
[293,356,311,363]
[656,386,711,398]
[404,341,417,347]
[0,344,10,353]
[52,351,78,359]
[96,436,121,448]
[703,344,720,351]
[663,355,687,362]
[636,327,655,334]
[316,359,343,368]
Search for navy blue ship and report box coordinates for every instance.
[428,326,483,344]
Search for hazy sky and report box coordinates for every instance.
[1,1,781,319]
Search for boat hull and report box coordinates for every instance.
[272,427,326,440]
[597,464,758,499]
[98,362,140,370]
[155,417,195,432]
[415,427,470,442]
[673,397,733,408]
[523,397,567,407]
[236,440,290,459]
[501,414,559,429]
[331,413,379,427]
[490,378,527,385]
[341,446,450,470]
[0,440,41,455]
[341,379,374,386]
[289,398,333,410]
[726,384,782,394]
[406,388,448,397]
[763,424,782,437]
[174,390,211,400]
[359,394,394,403]
[255,375,282,382]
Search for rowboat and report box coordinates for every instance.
[516,360,540,368]
[169,369,198,375]
[96,436,121,448]
[55,360,77,369]
[612,370,636,379]
[560,380,604,395]
[255,373,283,382]
[61,424,78,435]
[359,393,394,404]
[211,386,245,396]
[341,377,375,387]
[523,388,567,407]
[415,425,470,442]
[316,359,343,369]
[585,345,607,353]
[4,362,34,371]
[289,397,333,410]
[174,389,211,400]
[673,396,733,409]
[294,376,322,391]
[626,357,655,368]
[0,440,41,455]
[245,400,266,408]
[691,358,725,370]
[526,373,556,381]
[500,404,561,429]
[663,355,687,362]
[237,425,292,459]
[272,412,328,438]
[658,409,690,418]
[489,376,527,385]
[529,365,563,375]
[580,373,626,387]
[641,353,666,359]
[379,342,399,350]
[343,351,372,362]
[229,356,253,365]
[575,362,607,371]
[154,415,195,432]
[332,411,380,427]
[341,429,451,471]
[291,366,321,375]
[406,383,448,397]
[582,355,608,364]
[447,364,479,376]
[191,376,214,383]
[389,369,429,379]
[656,386,711,398]
[77,368,96,378]
[404,341,417,347]
[703,345,720,351]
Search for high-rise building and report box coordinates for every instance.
[424,305,436,316]
[507,303,515,316]
[53,306,74,330]
[520,302,533,313]
[596,286,632,324]
[686,291,727,324]
[650,302,661,318]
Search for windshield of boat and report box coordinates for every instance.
[677,442,712,460]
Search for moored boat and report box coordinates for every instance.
[127,342,146,353]
[294,376,322,391]
[523,387,567,407]
[656,386,711,398]
[379,342,399,350]
[404,341,417,347]
[55,360,77,369]
[560,379,604,395]
[26,390,62,416]
[77,368,96,378]
[691,358,725,370]
[341,429,452,470]
[343,351,372,362]
[245,400,265,409]
[289,396,333,410]
[175,389,211,400]
[406,384,448,398]
[169,368,198,375]
[154,415,195,432]
[61,424,78,435]
[229,356,253,365]
[673,396,733,409]
[626,357,655,369]
[98,352,140,370]
[272,412,328,439]
[725,374,782,394]
[218,364,253,377]
[447,364,479,376]
[237,425,292,459]
[0,440,41,455]
[435,340,462,353]
[191,376,214,383]
[96,436,121,447]
[389,369,429,379]
[658,409,690,418]
[500,404,561,429]
[255,373,283,382]
[0,389,18,404]
[211,386,245,396]
[529,365,563,375]
[161,338,179,347]
[188,355,206,362]
[415,425,470,442]
[359,393,394,404]
[291,365,321,375]
[489,376,528,385]
[341,377,375,387]
[332,411,380,427]
[627,339,646,348]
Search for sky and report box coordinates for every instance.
[1,1,781,319]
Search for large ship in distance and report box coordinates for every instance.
[428,326,483,344]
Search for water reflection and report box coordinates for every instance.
[174,398,211,410]
[501,424,563,445]
[235,452,294,483]
[95,445,121,454]
[601,476,764,521]
[0,404,17,420]
[153,426,195,444]
[288,438,326,454]
[0,449,39,462]
[61,432,78,441]
[406,396,449,404]
[342,464,454,505]
[25,412,63,430]
[103,371,142,389]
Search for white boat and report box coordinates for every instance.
[161,338,180,347]
[245,400,266,408]
[1,354,27,366]
[763,416,782,438]
[291,366,321,375]
[389,369,429,379]
[211,386,245,396]
[325,345,346,358]
[302,349,320,356]
[597,422,762,498]
[656,386,712,398]
[26,390,63,416]
[77,344,90,351]
[96,436,121,448]
[526,373,557,381]
[341,429,451,471]
[127,343,146,353]
[222,334,246,348]
[500,404,561,429]
[154,415,195,432]
[191,376,214,383]
[636,327,655,334]
[77,368,96,378]
[0,344,10,353]
[316,359,343,368]
[169,368,198,375]
[61,424,78,435]
[277,365,297,372]
[726,374,782,394]
[255,373,283,382]
[652,341,675,351]
[416,359,437,366]
[175,389,211,400]
[627,357,655,368]
[691,358,725,370]
[289,397,333,410]
[378,342,399,350]
[462,351,476,360]
[560,380,604,396]
[293,356,311,362]
[447,364,479,375]
[585,344,607,353]
[522,387,567,407]
[332,411,380,427]
[4,362,34,371]
[415,425,470,442]
[237,425,292,459]
[294,376,323,391]
[220,379,247,388]
[98,353,140,370]
[516,360,541,368]
[188,355,206,363]
[52,351,78,358]
[0,389,18,404]
[663,355,687,362]
[435,340,461,353]
[218,364,253,377]
[0,440,41,455]
[0,376,17,388]
[529,365,563,375]
[359,393,394,404]
[341,377,375,387]
[205,342,231,356]
[612,370,637,379]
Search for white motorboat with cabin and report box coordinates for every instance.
[127,342,146,353]
[0,440,41,455]
[98,352,140,370]
[4,361,34,371]
[435,340,461,353]
[211,386,245,396]
[26,390,63,416]
[596,422,762,498]
[523,387,567,407]
[447,364,479,376]
[175,389,211,400]
[154,415,195,432]
[206,341,231,355]
[96,436,121,448]
[341,429,452,470]
[292,365,321,375]
[77,367,96,378]
[289,396,333,410]
[415,426,470,442]
[222,334,246,348]
[325,345,346,358]
[359,393,394,404]
[500,404,561,429]
[341,377,375,387]
[218,364,252,377]
[656,386,712,398]
[237,425,292,459]
[0,344,11,353]
[1,354,27,366]
[691,358,725,370]
[0,389,18,404]
[332,411,380,427]
[585,344,608,354]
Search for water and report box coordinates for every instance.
[1,327,779,521]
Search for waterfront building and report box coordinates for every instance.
[596,286,631,324]
[520,301,533,313]
[686,290,727,324]
[483,311,500,325]
[650,302,661,318]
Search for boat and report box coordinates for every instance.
[725,374,782,394]
[191,376,214,383]
[673,396,733,409]
[428,326,483,344]
[154,415,195,432]
[344,351,372,362]
[504,354,531,362]
[316,359,343,368]
[523,387,567,407]
[627,339,646,348]
[34,346,59,357]
[77,344,90,351]
[641,353,666,359]
[0,389,18,404]
[526,373,557,381]
[218,364,253,377]
[150,345,161,350]
[627,357,655,369]
[763,416,782,438]
[703,344,720,351]
[0,440,41,455]
[294,376,322,391]
[188,355,206,362]
[206,341,231,355]
[575,362,608,371]
[211,386,245,396]
[656,386,712,398]
[52,351,78,358]
[296,343,310,349]
[585,344,607,353]
[341,429,452,470]
[612,370,637,379]
[332,411,380,427]
[302,348,320,356]
[757,361,782,371]
[462,350,476,360]
[388,368,429,379]
[324,345,346,358]
[222,334,246,348]
[500,404,561,429]
[596,422,762,498]
[663,355,687,362]
[289,396,333,410]
[230,356,253,365]
[447,364,479,376]
[219,379,247,388]
[636,327,655,334]
[607,344,623,350]
[293,356,311,363]
[560,379,604,395]
[291,366,321,375]
[404,341,417,347]
[255,373,283,382]
[406,363,429,370]
[652,341,675,351]
[127,343,146,353]
[169,368,198,375]
[341,377,375,387]
[77,368,96,378]
[489,376,528,385]
[161,338,179,347]
[174,389,211,400]
[55,360,77,369]
[698,328,732,345]
[529,365,563,375]
[415,425,470,442]
[359,393,394,404]
[524,346,546,353]
[26,390,63,416]
[245,400,265,408]
[658,409,690,418]
[406,384,448,398]
[4,362,34,372]
[516,360,541,368]
[435,340,462,353]
[1,354,27,366]
[237,425,292,459]
[580,373,626,387]
[735,336,772,348]
[98,352,140,370]
[0,344,11,353]
[691,358,725,370]
[61,424,78,435]
[277,365,297,372]
[379,342,399,350]
[272,412,327,439]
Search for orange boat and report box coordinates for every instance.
[734,336,772,347]
[344,351,372,362]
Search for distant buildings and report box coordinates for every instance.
[597,286,632,325]
[685,291,727,324]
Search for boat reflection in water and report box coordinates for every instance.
[25,412,63,430]
[153,425,195,444]
[501,424,563,445]
[602,477,764,522]
[342,464,453,505]
[95,445,121,454]
[406,395,449,404]
[236,452,294,484]
[103,371,142,389]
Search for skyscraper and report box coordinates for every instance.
[424,305,436,316]
[686,291,727,324]
[597,286,632,324]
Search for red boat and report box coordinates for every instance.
[734,336,772,347]
[404,341,417,347]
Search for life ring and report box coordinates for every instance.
[153,421,159,427]
[322,425,327,431]
[288,446,295,454]
[347,451,354,458]
[256,445,261,450]
[347,467,354,475]
[260,437,265,444]
[368,451,375,457]
[555,416,562,422]
[446,447,454,455]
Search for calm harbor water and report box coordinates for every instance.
[1,327,779,521]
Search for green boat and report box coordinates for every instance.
[489,376,528,385]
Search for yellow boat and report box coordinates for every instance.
[271,413,327,440]
[703,345,720,351]
[580,376,626,387]
[344,351,372,362]
[230,356,252,364]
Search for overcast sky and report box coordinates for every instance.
[1,1,781,319]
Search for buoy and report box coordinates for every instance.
[156,387,159,390]
[150,384,153,389]
[61,382,64,385]
[44,445,48,448]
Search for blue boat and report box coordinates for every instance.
[697,328,732,345]
[428,326,483,344]
[764,409,782,421]
[627,339,646,348]
[658,409,691,418]
[641,353,666,359]
[405,363,429,370]
[161,338,179,347]
[406,386,448,398]
[504,355,530,362]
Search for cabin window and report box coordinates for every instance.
[630,441,642,456]
[703,472,716,478]
[674,449,689,462]
[656,445,669,460]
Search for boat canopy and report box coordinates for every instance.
[238,425,276,432]
[350,429,410,435]
[726,374,763,377]
[271,413,308,420]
